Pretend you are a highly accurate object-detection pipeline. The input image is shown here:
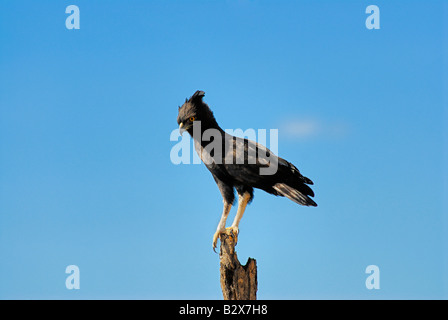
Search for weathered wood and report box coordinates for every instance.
[219,230,257,300]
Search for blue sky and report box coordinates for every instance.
[0,0,446,299]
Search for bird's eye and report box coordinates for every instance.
[189,117,196,122]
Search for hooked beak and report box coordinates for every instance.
[179,122,186,135]
[179,122,189,135]
[179,121,193,135]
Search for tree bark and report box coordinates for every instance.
[219,229,257,300]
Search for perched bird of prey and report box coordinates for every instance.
[177,90,317,251]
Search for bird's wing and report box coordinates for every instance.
[222,134,278,183]
[222,134,316,206]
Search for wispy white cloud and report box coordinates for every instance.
[279,117,349,140]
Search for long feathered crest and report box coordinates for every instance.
[188,90,205,103]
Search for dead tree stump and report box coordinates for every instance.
[219,229,257,300]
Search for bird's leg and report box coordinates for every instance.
[212,200,232,252]
[227,192,251,243]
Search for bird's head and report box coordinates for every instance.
[177,90,218,135]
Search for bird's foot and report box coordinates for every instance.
[212,227,239,253]
[225,226,239,242]
[212,229,224,253]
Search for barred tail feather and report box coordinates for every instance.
[273,183,317,207]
